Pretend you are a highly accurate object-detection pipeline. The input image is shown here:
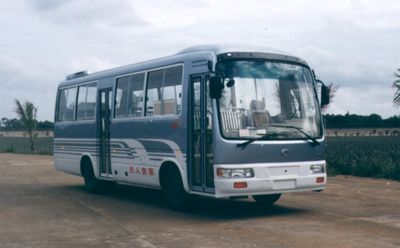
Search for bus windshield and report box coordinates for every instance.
[216,60,322,140]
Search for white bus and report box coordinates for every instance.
[54,44,329,210]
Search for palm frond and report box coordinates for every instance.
[14,99,37,152]
[15,99,27,123]
[328,82,340,101]
[393,69,400,108]
[14,99,37,131]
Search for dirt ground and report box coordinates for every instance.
[0,153,399,248]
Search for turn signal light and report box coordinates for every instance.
[233,182,247,189]
[316,177,324,183]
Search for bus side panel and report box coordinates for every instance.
[110,116,187,187]
[109,61,193,189]
[53,121,98,177]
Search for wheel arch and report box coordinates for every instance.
[80,153,96,178]
[158,159,189,192]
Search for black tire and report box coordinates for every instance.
[83,164,102,194]
[253,194,281,206]
[162,167,190,211]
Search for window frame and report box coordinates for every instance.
[56,81,98,123]
[112,63,184,121]
[56,85,77,123]
[114,75,131,119]
[215,59,323,141]
[75,81,98,122]
[113,71,147,120]
[144,64,184,117]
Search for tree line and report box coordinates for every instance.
[0,117,53,131]
[324,113,400,129]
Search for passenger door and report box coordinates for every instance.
[99,88,113,177]
[189,75,214,193]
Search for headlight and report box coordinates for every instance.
[310,164,325,174]
[216,168,231,178]
[217,168,254,178]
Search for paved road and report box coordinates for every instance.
[0,153,399,248]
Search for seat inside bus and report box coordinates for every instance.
[153,99,177,115]
[249,100,271,127]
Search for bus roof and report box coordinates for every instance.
[59,44,307,87]
[176,44,288,56]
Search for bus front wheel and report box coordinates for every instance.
[253,194,281,206]
[162,167,190,211]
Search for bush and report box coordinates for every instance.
[326,136,400,180]
[0,137,53,155]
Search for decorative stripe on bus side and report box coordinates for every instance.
[54,138,186,165]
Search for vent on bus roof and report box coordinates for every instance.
[66,71,89,80]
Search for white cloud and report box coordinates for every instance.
[66,57,121,75]
[327,86,396,117]
[30,0,145,27]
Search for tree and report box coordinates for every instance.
[393,68,400,108]
[15,100,37,152]
[37,120,54,130]
[1,118,23,130]
[0,117,6,128]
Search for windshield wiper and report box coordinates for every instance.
[236,133,280,149]
[268,124,320,146]
[236,125,319,149]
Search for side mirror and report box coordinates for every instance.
[226,78,235,88]
[209,76,223,99]
[315,78,330,107]
[321,84,330,107]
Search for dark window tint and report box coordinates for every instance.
[164,66,182,87]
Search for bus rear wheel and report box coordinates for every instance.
[83,163,102,193]
[162,167,190,211]
[253,194,281,206]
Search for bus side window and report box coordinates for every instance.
[76,82,97,121]
[163,66,182,115]
[146,69,163,116]
[145,65,183,116]
[57,87,77,122]
[128,73,145,117]
[115,76,130,118]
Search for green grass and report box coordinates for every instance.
[0,137,53,155]
[326,136,400,180]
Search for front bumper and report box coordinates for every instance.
[214,161,326,198]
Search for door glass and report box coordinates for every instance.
[191,76,214,190]
[205,78,214,188]
[100,90,112,175]
[100,91,106,174]
[192,78,202,186]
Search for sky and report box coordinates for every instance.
[0,0,399,121]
